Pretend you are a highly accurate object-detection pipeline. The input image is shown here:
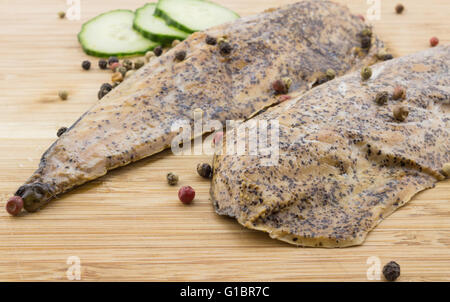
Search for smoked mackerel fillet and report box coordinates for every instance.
[14,0,383,212]
[211,46,450,247]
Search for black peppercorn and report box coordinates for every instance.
[383,261,400,281]
[383,54,393,60]
[81,60,91,70]
[395,4,404,14]
[361,36,371,49]
[219,42,232,55]
[375,91,389,105]
[100,83,113,92]
[175,50,186,61]
[57,127,67,137]
[108,56,119,65]
[197,163,212,178]
[205,35,217,45]
[98,59,108,69]
[154,46,163,56]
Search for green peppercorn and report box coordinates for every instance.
[361,66,372,80]
[58,11,66,19]
[441,163,450,178]
[122,59,133,71]
[383,261,400,281]
[134,59,145,70]
[361,27,372,37]
[393,105,409,122]
[326,68,336,80]
[166,172,179,185]
[197,163,212,179]
[374,91,389,105]
[57,127,67,137]
[171,39,181,48]
[58,90,68,100]
[117,66,127,77]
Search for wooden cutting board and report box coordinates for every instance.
[0,0,448,281]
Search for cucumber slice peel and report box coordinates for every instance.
[134,3,189,45]
[155,0,240,33]
[78,9,159,58]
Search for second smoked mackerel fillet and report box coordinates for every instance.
[14,0,383,212]
[211,46,450,247]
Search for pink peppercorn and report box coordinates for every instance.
[430,37,439,47]
[110,62,121,72]
[178,186,195,204]
[357,14,365,22]
[6,196,23,216]
[213,131,224,145]
[278,95,292,102]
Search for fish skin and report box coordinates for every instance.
[16,0,383,212]
[211,46,450,247]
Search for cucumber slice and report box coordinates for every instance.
[78,9,158,57]
[134,3,189,45]
[155,0,239,33]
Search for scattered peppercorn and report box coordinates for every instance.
[171,39,181,48]
[272,79,288,94]
[175,50,187,61]
[100,83,113,92]
[361,36,371,49]
[81,60,91,70]
[361,66,372,80]
[430,36,439,47]
[356,14,365,22]
[178,186,195,204]
[134,59,145,70]
[145,51,155,63]
[122,59,133,71]
[383,261,400,281]
[117,66,127,77]
[282,77,292,90]
[206,35,217,45]
[374,91,389,105]
[58,11,66,19]
[392,86,406,100]
[312,74,329,87]
[383,54,393,60]
[326,68,336,80]
[112,72,123,83]
[110,62,120,72]
[98,59,108,69]
[361,28,372,37]
[219,41,232,56]
[58,90,68,100]
[153,46,163,56]
[57,127,67,137]
[393,105,409,122]
[5,196,24,216]
[166,172,179,185]
[197,163,212,179]
[108,56,119,65]
[395,4,404,14]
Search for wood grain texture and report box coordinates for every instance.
[0,0,448,281]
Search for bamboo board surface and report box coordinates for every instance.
[0,0,448,281]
